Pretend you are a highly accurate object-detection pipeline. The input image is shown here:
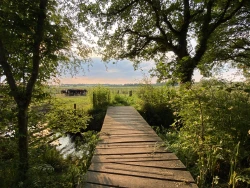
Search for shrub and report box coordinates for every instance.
[47,105,90,134]
[91,86,110,109]
[137,80,250,187]
[137,84,176,128]
[166,80,250,187]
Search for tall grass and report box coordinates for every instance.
[137,84,176,128]
[91,86,111,109]
[137,80,250,187]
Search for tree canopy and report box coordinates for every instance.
[0,0,90,183]
[79,0,250,83]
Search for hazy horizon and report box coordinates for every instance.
[58,57,205,85]
[57,57,245,85]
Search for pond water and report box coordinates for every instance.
[1,128,87,158]
[56,133,86,158]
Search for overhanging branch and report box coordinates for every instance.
[124,28,178,52]
[25,0,48,106]
[107,0,139,16]
[210,0,245,34]
[0,39,18,98]
[145,0,168,40]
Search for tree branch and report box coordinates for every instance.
[194,0,214,63]
[124,28,178,52]
[25,0,48,106]
[123,38,151,58]
[145,0,168,40]
[162,17,180,36]
[210,0,245,34]
[107,0,139,16]
[182,0,190,29]
[177,0,191,57]
[0,39,18,98]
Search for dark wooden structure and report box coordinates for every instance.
[61,89,87,96]
[85,106,197,188]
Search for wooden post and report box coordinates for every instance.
[129,90,132,97]
[74,104,76,115]
[93,93,96,108]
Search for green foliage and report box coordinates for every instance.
[162,80,250,187]
[25,132,98,188]
[92,86,111,109]
[79,0,250,83]
[0,0,91,183]
[0,138,18,188]
[47,103,90,134]
[111,94,136,106]
[137,84,176,128]
[86,108,107,131]
[134,80,250,187]
[0,85,101,187]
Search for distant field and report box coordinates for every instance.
[53,94,92,110]
[51,85,141,110]
[50,86,139,95]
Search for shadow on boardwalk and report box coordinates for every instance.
[85,106,198,188]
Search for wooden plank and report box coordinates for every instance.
[85,106,197,187]
[88,163,195,182]
[102,122,148,127]
[91,153,179,163]
[99,129,156,135]
[94,147,168,155]
[86,171,198,188]
[114,160,186,169]
[99,134,161,139]
[101,127,154,132]
[101,126,152,131]
[98,136,162,144]
[84,183,113,188]
[102,122,150,126]
[100,133,157,137]
[96,141,164,148]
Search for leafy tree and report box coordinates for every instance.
[0,0,89,184]
[79,0,250,83]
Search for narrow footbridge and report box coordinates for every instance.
[85,106,197,188]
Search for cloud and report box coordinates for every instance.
[59,57,154,84]
[58,57,245,84]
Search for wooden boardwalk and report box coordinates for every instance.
[85,106,197,188]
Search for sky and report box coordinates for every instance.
[58,57,205,85]
[0,57,244,85]
[58,57,245,85]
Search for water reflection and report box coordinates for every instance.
[56,133,84,158]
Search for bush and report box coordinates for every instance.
[136,80,250,187]
[91,86,110,109]
[26,142,97,188]
[137,84,176,128]
[0,138,18,188]
[165,80,250,187]
[0,94,97,188]
[47,105,90,134]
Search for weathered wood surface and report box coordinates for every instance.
[85,106,197,188]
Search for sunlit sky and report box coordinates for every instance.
[59,57,157,84]
[58,57,245,85]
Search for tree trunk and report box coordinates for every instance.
[17,106,29,184]
[177,57,196,84]
[180,67,195,83]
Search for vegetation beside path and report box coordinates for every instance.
[136,80,250,188]
[1,81,250,187]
